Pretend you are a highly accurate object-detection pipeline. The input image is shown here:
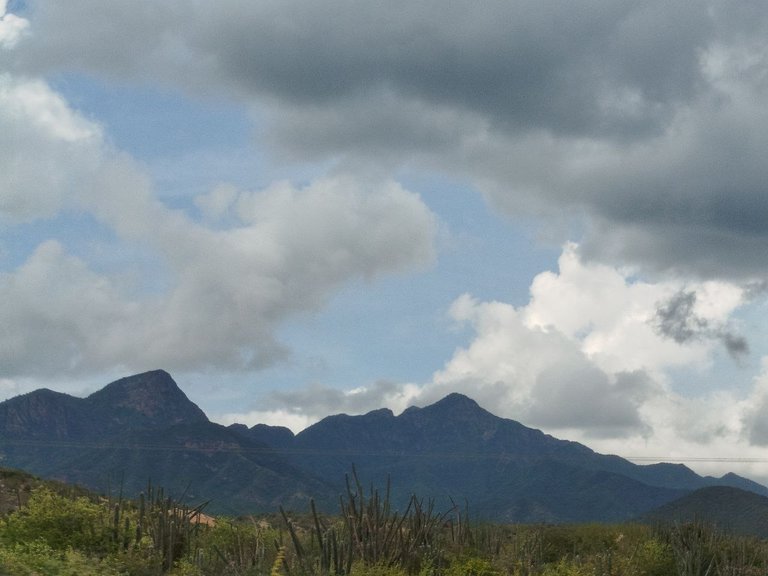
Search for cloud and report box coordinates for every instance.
[655,291,707,344]
[654,289,749,359]
[7,0,768,481]
[526,369,654,438]
[418,247,745,437]
[723,332,749,359]
[218,408,313,433]
[218,380,424,432]
[16,1,710,139]
[251,246,753,444]
[522,246,722,375]
[0,240,138,375]
[0,74,103,222]
[740,360,768,446]
[225,244,768,481]
[422,291,657,438]
[0,377,19,399]
[0,170,436,377]
[0,69,437,378]
[0,1,27,48]
[13,0,768,279]
[270,380,421,419]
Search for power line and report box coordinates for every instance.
[625,456,768,463]
[2,438,767,464]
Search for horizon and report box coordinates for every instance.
[4,2,768,486]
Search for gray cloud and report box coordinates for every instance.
[10,1,768,279]
[0,100,438,378]
[269,380,404,418]
[654,290,749,359]
[1,8,443,380]
[654,291,708,344]
[526,367,653,438]
[17,1,710,139]
[0,76,103,222]
[743,382,768,447]
[722,332,749,359]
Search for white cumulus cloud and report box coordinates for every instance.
[0,75,103,222]
[0,67,438,378]
[0,2,28,49]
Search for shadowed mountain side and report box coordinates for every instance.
[0,370,205,443]
[483,462,687,523]
[0,370,326,513]
[48,421,331,515]
[235,392,766,521]
[1,372,765,522]
[0,388,90,440]
[229,423,295,451]
[641,486,768,538]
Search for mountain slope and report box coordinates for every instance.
[642,486,768,537]
[1,372,765,521]
[85,370,209,433]
[236,392,765,521]
[0,370,325,513]
[51,420,330,515]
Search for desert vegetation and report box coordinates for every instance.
[1,469,767,575]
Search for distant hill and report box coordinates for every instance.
[0,371,765,521]
[642,486,768,537]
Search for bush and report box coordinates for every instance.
[196,517,281,575]
[631,538,676,576]
[349,562,408,576]
[0,539,122,576]
[1,487,112,554]
[444,556,500,576]
[540,558,592,576]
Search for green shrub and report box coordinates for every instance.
[349,561,408,576]
[539,558,592,576]
[196,517,281,575]
[631,537,676,576]
[1,487,112,553]
[0,539,122,576]
[444,556,500,576]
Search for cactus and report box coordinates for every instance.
[281,467,452,575]
[127,480,209,571]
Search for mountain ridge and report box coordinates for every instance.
[0,371,764,522]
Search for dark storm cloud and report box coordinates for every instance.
[654,290,749,359]
[18,0,710,139]
[13,0,768,280]
[204,0,709,140]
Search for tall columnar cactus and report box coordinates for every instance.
[282,467,453,575]
[129,481,209,571]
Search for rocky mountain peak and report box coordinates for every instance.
[86,369,208,428]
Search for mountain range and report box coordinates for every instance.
[0,369,764,522]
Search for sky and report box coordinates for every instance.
[3,1,768,483]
